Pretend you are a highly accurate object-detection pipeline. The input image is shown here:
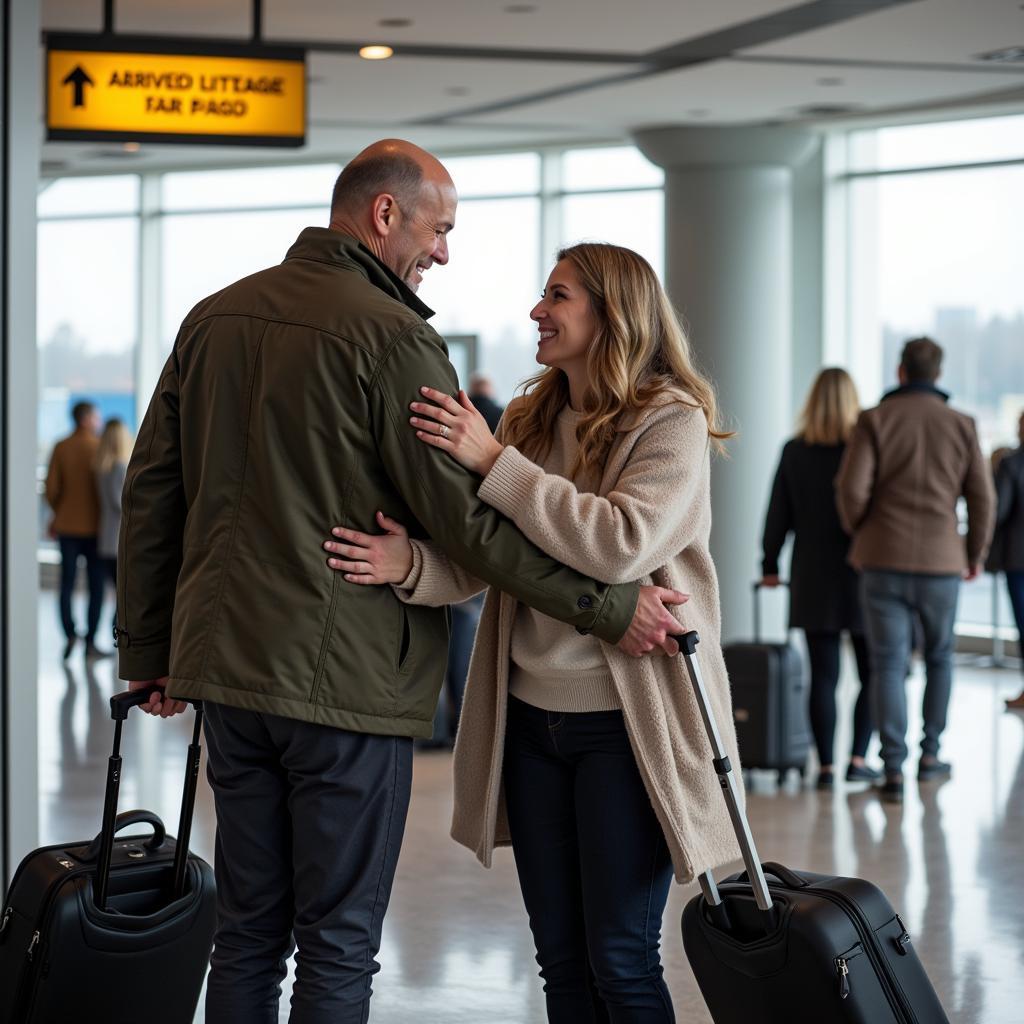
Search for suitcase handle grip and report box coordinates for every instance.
[82,809,167,861]
[110,686,201,721]
[736,861,807,890]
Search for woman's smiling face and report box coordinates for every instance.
[530,258,599,374]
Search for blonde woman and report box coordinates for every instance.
[94,417,132,597]
[322,243,743,1023]
[760,368,876,789]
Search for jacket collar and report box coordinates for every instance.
[284,227,435,321]
[881,382,950,404]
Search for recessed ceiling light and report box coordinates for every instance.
[975,45,1024,63]
[504,4,537,12]
[378,18,412,28]
[359,45,394,60]
[445,86,470,96]
[817,76,843,87]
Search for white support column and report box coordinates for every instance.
[136,173,164,408]
[634,126,818,642]
[3,0,41,884]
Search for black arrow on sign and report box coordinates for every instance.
[62,65,95,108]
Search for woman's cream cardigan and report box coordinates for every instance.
[395,391,744,883]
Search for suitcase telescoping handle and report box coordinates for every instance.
[94,687,205,913]
[672,631,774,923]
[751,580,787,645]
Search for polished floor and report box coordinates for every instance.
[32,593,1024,1023]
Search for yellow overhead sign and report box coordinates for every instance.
[47,44,306,147]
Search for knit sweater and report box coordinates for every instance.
[395,390,744,884]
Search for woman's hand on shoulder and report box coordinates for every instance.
[323,512,413,585]
[409,386,505,475]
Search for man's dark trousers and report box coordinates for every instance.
[57,534,104,644]
[203,702,413,1024]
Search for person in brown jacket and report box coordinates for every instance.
[835,338,995,802]
[45,400,107,660]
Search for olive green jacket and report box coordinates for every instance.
[116,228,639,737]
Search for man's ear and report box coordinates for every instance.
[371,193,397,237]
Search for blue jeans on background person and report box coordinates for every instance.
[1006,571,1024,678]
[429,593,484,745]
[57,534,105,646]
[503,696,675,1024]
[861,570,961,777]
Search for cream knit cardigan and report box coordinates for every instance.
[396,390,744,884]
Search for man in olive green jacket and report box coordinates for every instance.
[116,140,684,1023]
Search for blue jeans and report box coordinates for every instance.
[861,571,961,775]
[1006,571,1024,678]
[57,534,105,644]
[203,703,413,1024]
[503,697,675,1023]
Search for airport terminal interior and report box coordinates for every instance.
[3,1,1024,1022]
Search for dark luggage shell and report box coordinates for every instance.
[0,691,216,1024]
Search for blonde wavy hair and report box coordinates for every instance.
[94,418,133,474]
[796,367,860,445]
[501,242,732,478]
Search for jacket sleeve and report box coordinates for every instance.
[116,350,187,680]
[761,446,792,577]
[369,324,639,643]
[835,414,875,534]
[45,444,63,511]
[962,419,996,567]
[475,404,709,585]
[392,539,487,607]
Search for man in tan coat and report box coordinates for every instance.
[836,338,994,802]
[45,400,106,660]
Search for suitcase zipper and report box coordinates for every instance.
[836,957,851,999]
[811,889,916,1024]
[0,906,11,936]
[26,930,40,961]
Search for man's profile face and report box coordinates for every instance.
[384,179,457,293]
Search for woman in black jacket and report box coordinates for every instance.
[761,368,877,788]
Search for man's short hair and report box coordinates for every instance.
[900,337,943,383]
[331,153,424,219]
[71,401,96,426]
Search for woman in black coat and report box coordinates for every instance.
[761,368,877,788]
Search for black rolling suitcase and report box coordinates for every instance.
[723,582,811,782]
[0,688,216,1024]
[676,631,949,1024]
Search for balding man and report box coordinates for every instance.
[115,139,685,1022]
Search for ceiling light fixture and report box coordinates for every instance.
[359,45,394,60]
[975,45,1024,63]
[378,18,413,28]
[504,4,537,12]
[445,86,470,96]
[817,76,843,86]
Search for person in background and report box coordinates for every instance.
[990,411,1024,710]
[836,337,995,803]
[761,368,877,789]
[45,400,107,660]
[467,371,505,432]
[325,242,743,1023]
[94,417,132,633]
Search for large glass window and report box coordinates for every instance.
[836,114,1024,632]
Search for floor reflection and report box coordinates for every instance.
[33,595,1024,1022]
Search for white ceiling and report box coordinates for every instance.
[39,0,1024,176]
